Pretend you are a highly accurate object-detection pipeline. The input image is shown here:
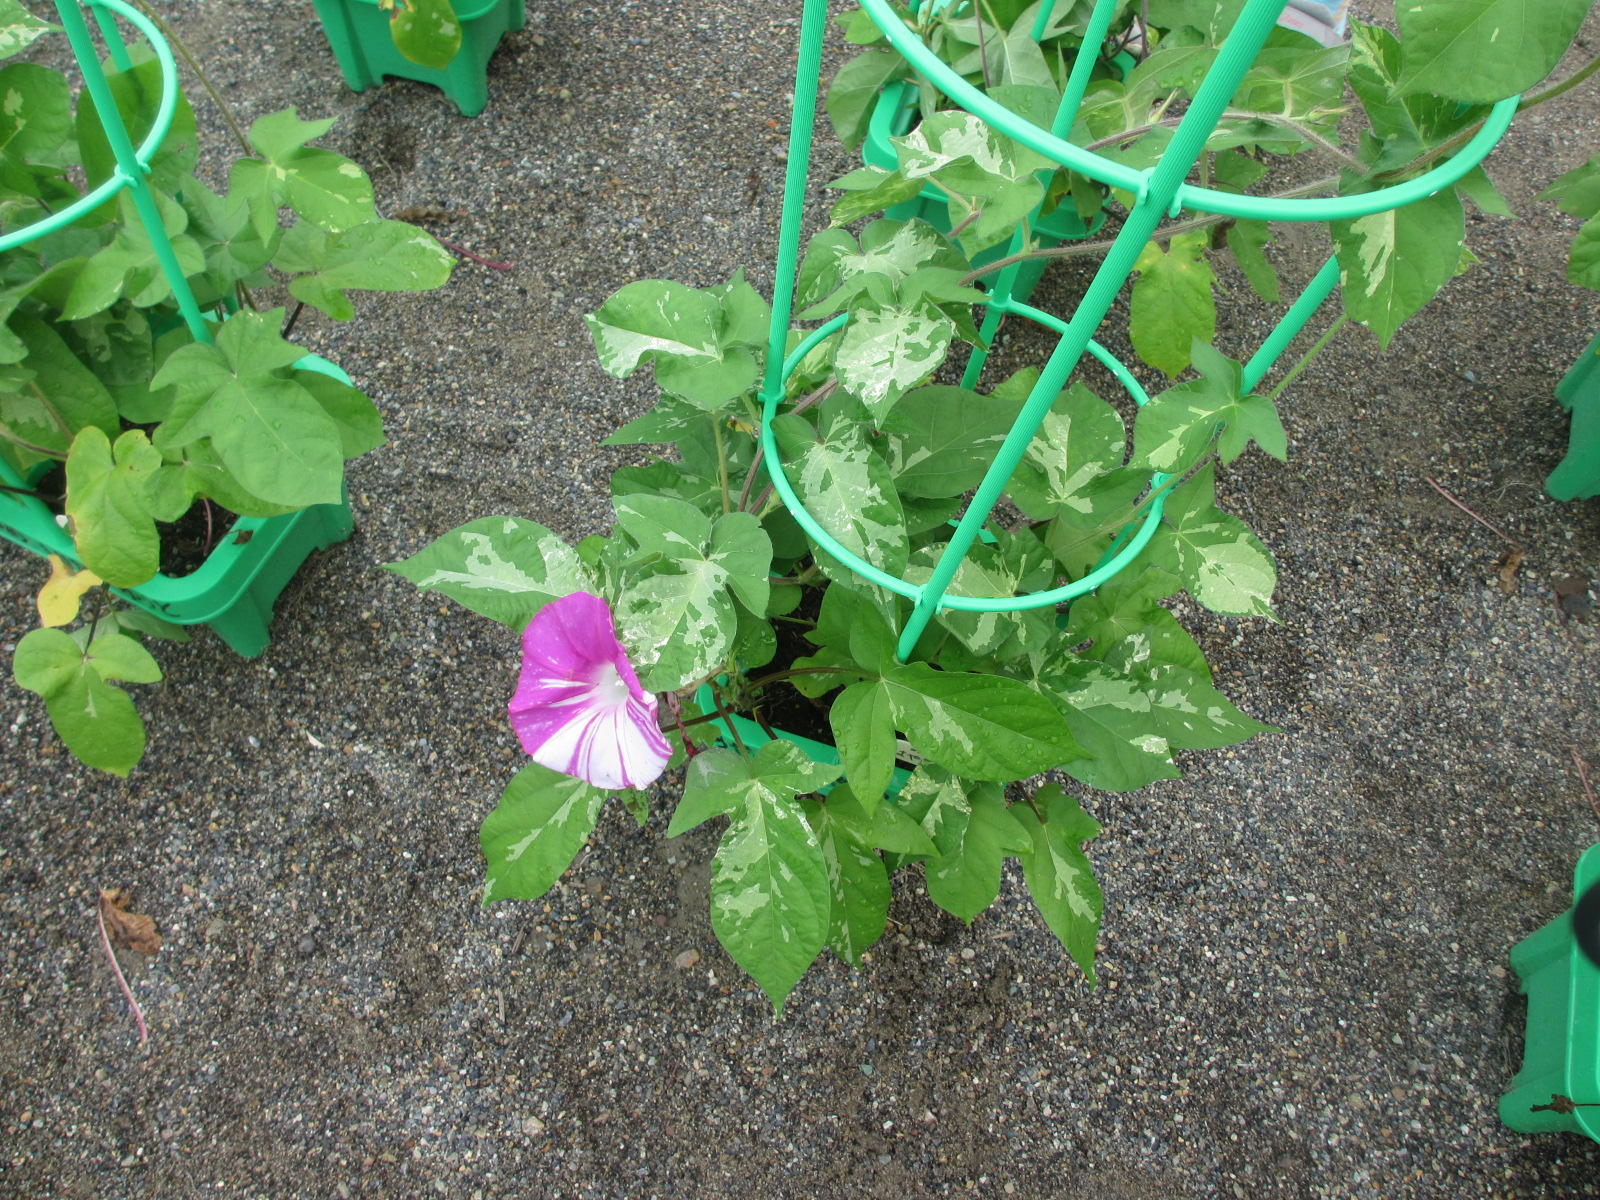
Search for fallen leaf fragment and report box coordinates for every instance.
[1496,549,1524,595]
[99,888,161,956]
[37,554,101,627]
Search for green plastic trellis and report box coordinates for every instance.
[0,0,213,506]
[760,0,1517,664]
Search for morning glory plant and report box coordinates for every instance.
[389,0,1594,1010]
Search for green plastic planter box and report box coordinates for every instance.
[694,680,911,802]
[0,353,356,660]
[861,79,1106,305]
[1547,330,1600,502]
[311,0,525,117]
[1500,843,1600,1144]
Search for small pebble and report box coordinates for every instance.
[297,936,316,957]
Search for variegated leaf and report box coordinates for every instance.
[385,516,594,629]
[673,742,839,1011]
[834,308,953,424]
[772,410,909,583]
[1007,382,1134,523]
[923,785,1033,923]
[801,794,891,967]
[1015,784,1103,984]
[613,558,734,692]
[481,763,607,904]
[894,764,972,856]
[1039,658,1181,793]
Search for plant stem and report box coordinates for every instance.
[201,498,214,557]
[1521,51,1600,112]
[743,664,871,690]
[973,0,993,91]
[1574,753,1600,833]
[1424,477,1522,550]
[435,236,514,270]
[712,416,732,514]
[96,892,148,1048]
[0,482,46,499]
[1264,314,1346,401]
[740,381,837,514]
[958,175,1341,285]
[0,426,68,461]
[709,685,749,761]
[128,0,252,157]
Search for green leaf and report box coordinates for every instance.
[283,219,452,320]
[825,48,908,151]
[480,763,607,904]
[1130,231,1215,377]
[390,0,462,69]
[61,191,206,319]
[829,680,897,814]
[65,427,179,587]
[881,385,1019,499]
[77,50,197,202]
[833,306,953,424]
[924,786,1032,923]
[1394,0,1588,104]
[0,1,57,62]
[150,310,343,507]
[882,662,1083,781]
[384,515,594,628]
[247,107,337,162]
[1331,187,1464,349]
[1569,216,1600,291]
[773,405,908,582]
[1540,157,1600,220]
[603,393,715,446]
[1225,219,1279,303]
[585,280,759,409]
[295,369,385,457]
[1015,784,1103,984]
[801,791,891,966]
[14,627,157,776]
[1042,658,1181,792]
[0,311,118,459]
[670,742,838,1011]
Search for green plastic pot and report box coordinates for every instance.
[0,351,356,659]
[310,0,525,118]
[1547,330,1600,502]
[693,680,911,802]
[1500,843,1600,1144]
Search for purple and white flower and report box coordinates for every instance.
[507,591,672,790]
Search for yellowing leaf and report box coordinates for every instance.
[36,554,101,627]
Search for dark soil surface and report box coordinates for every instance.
[2,2,1600,1198]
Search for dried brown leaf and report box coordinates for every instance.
[1496,549,1524,595]
[98,888,161,956]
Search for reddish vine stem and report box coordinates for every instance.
[96,898,149,1048]
[1424,477,1522,551]
[436,237,514,270]
[1575,753,1600,832]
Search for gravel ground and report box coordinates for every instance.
[2,2,1599,1197]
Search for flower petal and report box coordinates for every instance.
[508,591,671,789]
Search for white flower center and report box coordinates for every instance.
[590,661,630,709]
